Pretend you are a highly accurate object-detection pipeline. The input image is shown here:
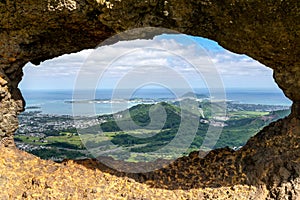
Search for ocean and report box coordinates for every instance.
[21,88,292,116]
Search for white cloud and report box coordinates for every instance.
[208,49,272,77]
[20,35,275,90]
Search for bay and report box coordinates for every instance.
[21,88,292,116]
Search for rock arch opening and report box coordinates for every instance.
[0,0,299,198]
[15,35,292,162]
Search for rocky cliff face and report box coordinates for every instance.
[0,0,299,199]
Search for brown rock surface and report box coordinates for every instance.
[0,0,300,199]
[0,145,261,199]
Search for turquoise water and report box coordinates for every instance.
[21,88,292,115]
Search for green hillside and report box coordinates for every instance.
[15,101,291,161]
[99,102,182,132]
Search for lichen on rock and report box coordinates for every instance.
[47,0,77,11]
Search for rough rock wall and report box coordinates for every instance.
[0,0,300,198]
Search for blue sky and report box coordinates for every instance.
[19,34,281,91]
